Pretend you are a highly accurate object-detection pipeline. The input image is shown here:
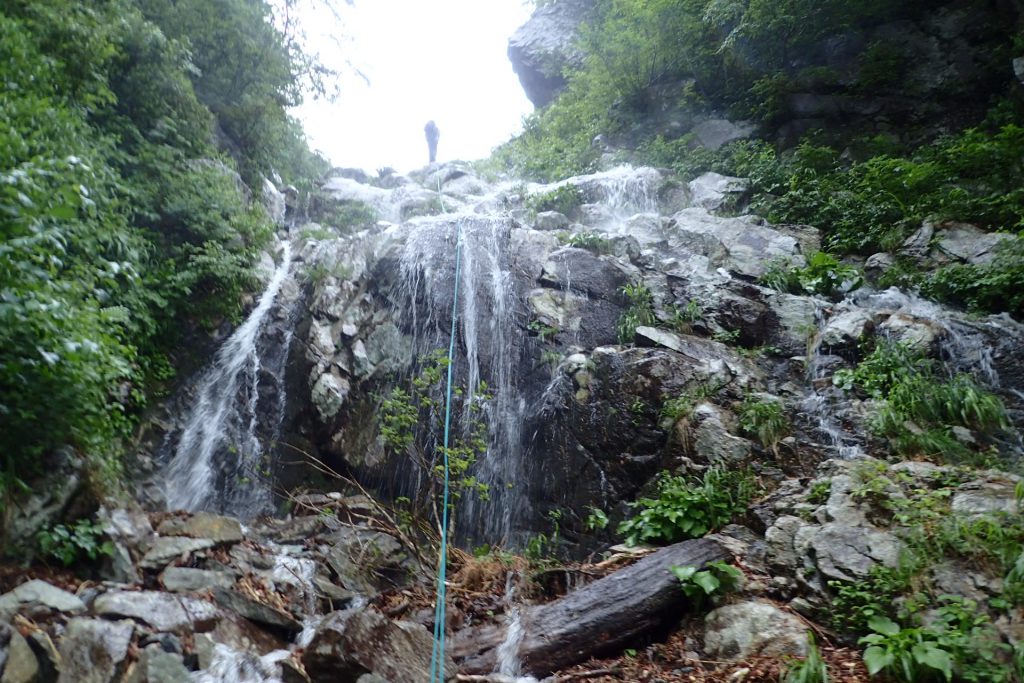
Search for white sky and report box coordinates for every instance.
[291,0,535,174]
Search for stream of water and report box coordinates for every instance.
[162,240,296,518]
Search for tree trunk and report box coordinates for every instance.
[450,537,730,677]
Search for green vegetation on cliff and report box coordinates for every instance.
[502,0,1024,316]
[0,0,329,505]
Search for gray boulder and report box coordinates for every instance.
[139,536,215,569]
[934,224,1012,265]
[93,591,220,633]
[161,567,236,593]
[691,119,756,151]
[262,178,287,225]
[1,629,39,683]
[534,211,569,231]
[0,580,86,617]
[303,608,454,683]
[56,619,134,683]
[704,600,808,660]
[820,308,876,351]
[125,645,191,683]
[668,209,804,279]
[507,0,595,107]
[952,477,1019,516]
[156,512,243,544]
[687,173,751,213]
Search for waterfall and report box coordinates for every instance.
[162,241,296,517]
[392,215,530,545]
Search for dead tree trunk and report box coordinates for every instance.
[450,538,730,677]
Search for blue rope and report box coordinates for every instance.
[430,218,463,683]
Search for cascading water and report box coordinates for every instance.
[391,215,530,544]
[162,240,296,518]
[800,303,865,459]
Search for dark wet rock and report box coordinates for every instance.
[211,588,301,637]
[0,581,86,618]
[93,591,220,633]
[56,619,133,683]
[317,527,415,595]
[303,607,454,683]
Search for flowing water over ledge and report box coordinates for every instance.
[162,240,297,518]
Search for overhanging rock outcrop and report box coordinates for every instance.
[508,0,596,107]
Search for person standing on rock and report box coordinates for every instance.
[425,120,440,165]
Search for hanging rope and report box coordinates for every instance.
[429,212,462,683]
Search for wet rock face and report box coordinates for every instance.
[303,608,454,683]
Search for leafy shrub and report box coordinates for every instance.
[760,252,863,298]
[781,633,829,683]
[527,184,584,216]
[834,341,1010,463]
[921,236,1024,319]
[617,282,656,342]
[670,560,743,608]
[559,231,612,254]
[860,616,953,682]
[737,395,790,450]
[38,519,115,567]
[617,468,756,546]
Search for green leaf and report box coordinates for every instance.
[911,644,952,681]
[863,646,894,675]
[692,570,721,595]
[867,615,901,636]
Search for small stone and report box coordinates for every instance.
[126,645,191,683]
[534,211,569,231]
[1,630,39,683]
[161,567,236,593]
[140,537,215,569]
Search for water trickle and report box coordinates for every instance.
[495,572,538,683]
[191,644,289,683]
[163,241,296,517]
[801,303,864,458]
[393,216,529,544]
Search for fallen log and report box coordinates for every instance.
[450,537,729,677]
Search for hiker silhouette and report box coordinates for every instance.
[424,120,440,164]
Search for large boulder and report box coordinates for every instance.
[56,619,134,683]
[93,591,220,633]
[507,0,596,107]
[704,601,808,661]
[303,608,454,683]
[668,209,804,279]
[687,172,751,213]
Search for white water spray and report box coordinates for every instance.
[163,242,295,516]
